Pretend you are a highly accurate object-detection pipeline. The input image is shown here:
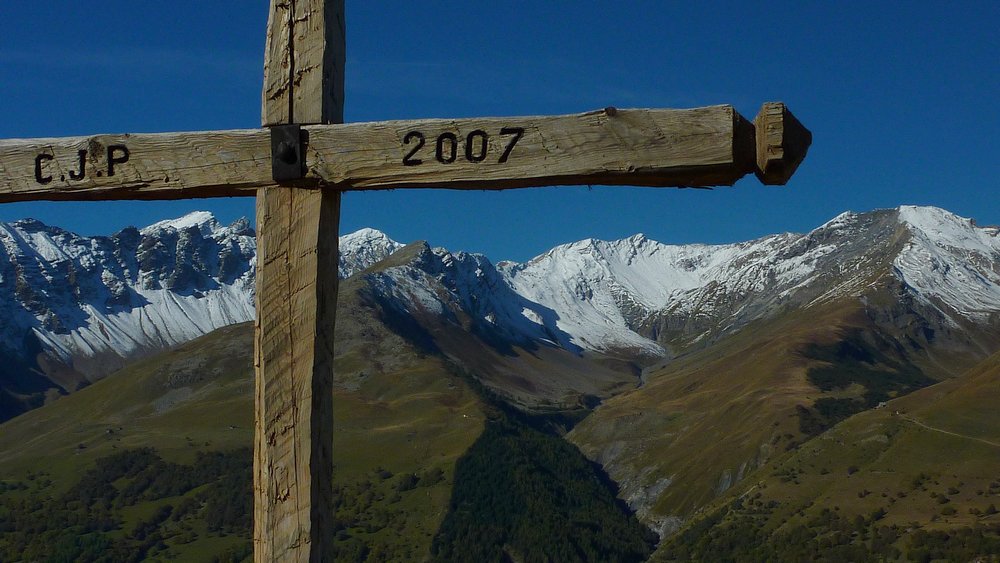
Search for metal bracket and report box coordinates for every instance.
[270,124,304,182]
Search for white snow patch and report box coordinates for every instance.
[895,206,1000,320]
[141,211,219,236]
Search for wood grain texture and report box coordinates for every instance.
[305,104,756,189]
[255,0,343,561]
[263,0,344,126]
[254,187,339,562]
[261,0,293,126]
[291,0,345,125]
[0,103,811,203]
[753,102,813,185]
[0,130,266,202]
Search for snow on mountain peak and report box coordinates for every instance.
[4,205,1000,397]
[0,216,411,382]
[818,210,859,232]
[897,205,974,237]
[340,227,396,247]
[893,205,1000,320]
[0,212,258,378]
[338,228,403,278]
[141,210,220,237]
[491,206,1000,356]
[500,234,755,357]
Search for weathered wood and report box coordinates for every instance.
[262,0,345,125]
[254,0,342,561]
[254,188,339,562]
[0,130,266,202]
[260,0,293,126]
[754,102,812,185]
[0,103,810,202]
[304,104,757,190]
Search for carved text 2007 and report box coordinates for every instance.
[402,127,524,166]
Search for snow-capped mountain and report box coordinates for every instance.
[339,228,404,278]
[894,206,1000,319]
[372,206,1000,363]
[0,212,401,421]
[2,205,999,422]
[0,212,255,378]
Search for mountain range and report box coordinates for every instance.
[3,205,999,422]
[1,205,1000,559]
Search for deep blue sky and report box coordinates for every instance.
[1,2,997,262]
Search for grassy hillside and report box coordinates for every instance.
[0,271,489,561]
[0,321,257,561]
[568,301,860,535]
[566,292,994,539]
[655,349,1000,561]
[0,321,255,480]
[0,268,655,561]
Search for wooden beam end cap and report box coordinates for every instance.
[753,102,812,186]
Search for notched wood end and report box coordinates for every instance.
[753,102,812,185]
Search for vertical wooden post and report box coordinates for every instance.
[254,1,344,561]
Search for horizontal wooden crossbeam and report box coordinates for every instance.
[0,103,810,203]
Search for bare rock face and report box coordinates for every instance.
[0,213,255,421]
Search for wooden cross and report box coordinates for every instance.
[0,1,811,560]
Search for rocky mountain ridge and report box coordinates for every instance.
[2,205,999,422]
[0,212,255,387]
[370,205,1000,364]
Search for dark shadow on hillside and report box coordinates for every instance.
[430,408,657,562]
[358,285,442,356]
[796,328,935,436]
[0,332,65,424]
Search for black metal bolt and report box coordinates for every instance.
[276,141,298,164]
